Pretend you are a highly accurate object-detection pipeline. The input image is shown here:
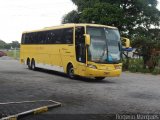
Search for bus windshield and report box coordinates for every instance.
[87,26,121,64]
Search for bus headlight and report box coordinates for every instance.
[114,65,121,69]
[87,64,97,69]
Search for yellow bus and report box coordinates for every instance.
[20,24,129,80]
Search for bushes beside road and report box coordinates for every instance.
[123,58,160,75]
[0,49,19,59]
[5,50,20,59]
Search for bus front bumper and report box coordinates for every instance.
[85,67,122,77]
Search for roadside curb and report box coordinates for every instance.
[0,100,61,120]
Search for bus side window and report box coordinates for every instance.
[32,32,37,44]
[25,33,30,44]
[54,30,62,44]
[50,30,57,44]
[36,32,40,44]
[49,31,56,44]
[62,28,73,44]
[29,33,34,44]
[75,26,86,63]
[21,34,25,44]
[45,31,51,44]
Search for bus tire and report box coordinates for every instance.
[27,58,31,69]
[31,59,36,70]
[95,77,105,81]
[67,64,75,79]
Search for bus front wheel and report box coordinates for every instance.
[95,77,105,81]
[67,64,75,79]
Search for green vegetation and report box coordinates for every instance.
[0,40,6,49]
[152,67,160,75]
[62,0,160,36]
[123,58,160,75]
[0,40,20,59]
[5,50,20,59]
[0,40,20,50]
[127,58,150,73]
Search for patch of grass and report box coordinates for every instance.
[123,58,160,75]
[6,50,20,59]
[152,67,160,75]
[123,58,156,74]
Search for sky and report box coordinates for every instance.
[0,0,160,43]
[0,0,76,43]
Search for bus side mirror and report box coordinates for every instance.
[121,37,130,48]
[84,34,91,46]
[121,37,133,52]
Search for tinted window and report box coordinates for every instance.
[22,28,73,44]
[32,32,37,44]
[25,33,30,44]
[46,31,55,44]
[54,29,62,44]
[75,26,86,63]
[38,31,46,44]
[62,28,73,44]
[21,34,25,44]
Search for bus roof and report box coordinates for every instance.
[23,23,118,33]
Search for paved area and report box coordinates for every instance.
[0,56,160,120]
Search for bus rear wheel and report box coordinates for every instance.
[27,59,31,69]
[95,77,105,81]
[67,64,75,79]
[31,59,36,70]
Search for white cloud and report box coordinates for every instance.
[0,0,76,43]
[157,0,160,10]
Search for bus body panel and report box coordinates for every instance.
[85,64,122,77]
[21,44,76,73]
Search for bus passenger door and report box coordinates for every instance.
[75,26,86,76]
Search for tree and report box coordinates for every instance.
[63,0,160,35]
[10,41,20,49]
[0,40,7,49]
[4,44,11,50]
[62,10,80,24]
[132,28,160,69]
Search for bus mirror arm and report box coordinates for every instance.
[84,34,91,46]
